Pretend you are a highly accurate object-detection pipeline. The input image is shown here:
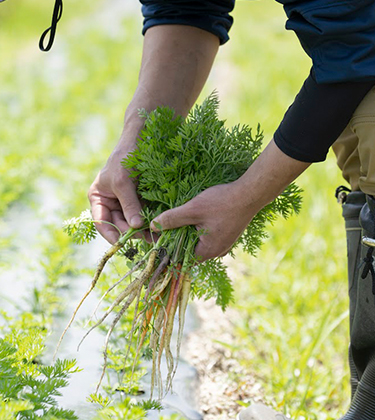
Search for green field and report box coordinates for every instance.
[0,1,351,419]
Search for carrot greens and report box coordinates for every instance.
[58,93,302,397]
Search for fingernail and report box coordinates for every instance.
[130,216,142,228]
[109,232,119,245]
[150,220,160,232]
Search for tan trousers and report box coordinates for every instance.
[333,87,375,196]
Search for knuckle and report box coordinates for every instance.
[122,202,138,214]
[187,201,201,217]
[87,184,96,201]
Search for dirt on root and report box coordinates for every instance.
[183,298,266,420]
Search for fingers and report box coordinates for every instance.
[194,239,230,262]
[107,209,153,242]
[151,199,230,262]
[88,192,124,245]
[195,240,219,262]
[88,164,145,244]
[93,205,121,245]
[151,203,198,232]
[151,203,226,262]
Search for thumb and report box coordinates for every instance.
[151,203,197,232]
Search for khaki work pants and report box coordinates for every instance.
[333,87,375,195]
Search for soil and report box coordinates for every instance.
[183,298,266,420]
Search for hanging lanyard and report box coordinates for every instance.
[39,0,63,52]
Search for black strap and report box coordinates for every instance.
[335,185,351,204]
[361,247,375,295]
[39,0,63,52]
[361,200,375,297]
[335,185,351,200]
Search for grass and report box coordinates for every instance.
[0,0,353,419]
[207,2,351,418]
[226,158,349,420]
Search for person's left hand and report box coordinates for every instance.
[151,182,255,262]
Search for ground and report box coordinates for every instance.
[184,298,265,420]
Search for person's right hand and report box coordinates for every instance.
[88,142,144,244]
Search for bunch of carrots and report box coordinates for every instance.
[56,93,302,397]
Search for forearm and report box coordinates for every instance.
[236,139,310,215]
[119,25,219,146]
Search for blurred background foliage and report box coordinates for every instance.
[0,0,350,419]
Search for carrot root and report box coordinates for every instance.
[54,240,124,360]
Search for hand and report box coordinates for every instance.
[151,182,255,262]
[88,143,145,244]
[151,139,310,261]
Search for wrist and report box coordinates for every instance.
[120,88,163,150]
[116,114,145,152]
[231,177,263,217]
[108,128,140,167]
[235,139,310,213]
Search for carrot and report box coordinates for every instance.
[150,302,165,398]
[95,287,138,393]
[96,249,158,392]
[153,265,180,396]
[164,265,181,319]
[137,296,160,352]
[144,254,170,301]
[120,276,146,374]
[164,272,185,392]
[87,258,145,324]
[54,240,124,360]
[150,269,173,298]
[76,250,157,351]
[136,257,170,352]
[171,273,192,383]
[158,265,180,352]
[77,285,137,350]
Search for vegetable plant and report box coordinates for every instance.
[57,93,302,397]
[0,330,79,420]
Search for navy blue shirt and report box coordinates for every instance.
[141,0,375,162]
[141,1,234,45]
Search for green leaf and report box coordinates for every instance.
[63,209,97,244]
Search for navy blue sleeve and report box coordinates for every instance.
[279,0,375,83]
[274,70,374,162]
[140,1,235,45]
